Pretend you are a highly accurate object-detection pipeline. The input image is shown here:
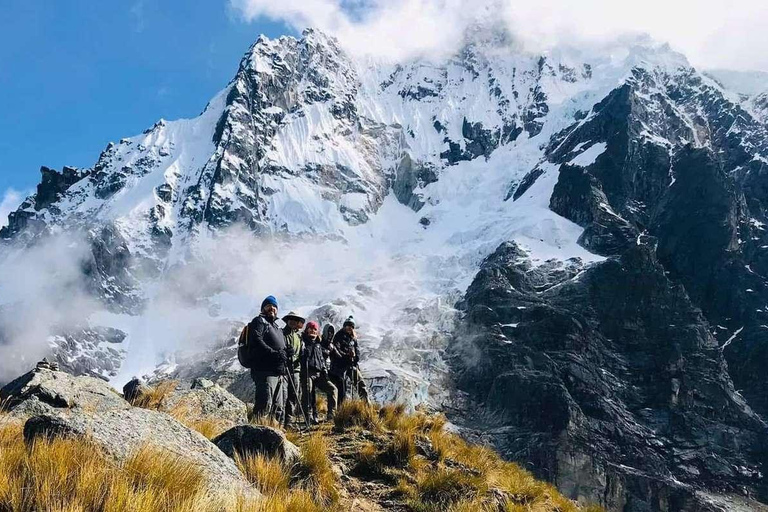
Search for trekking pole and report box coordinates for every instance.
[268,375,284,422]
[353,366,360,401]
[285,366,310,430]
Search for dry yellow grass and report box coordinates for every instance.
[131,381,232,440]
[249,490,322,512]
[333,399,381,432]
[236,452,291,495]
[249,413,283,430]
[348,401,602,512]
[235,432,338,510]
[130,380,179,409]
[168,402,230,440]
[381,428,417,468]
[0,418,235,512]
[1,391,600,512]
[295,432,339,506]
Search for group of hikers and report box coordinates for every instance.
[238,295,369,426]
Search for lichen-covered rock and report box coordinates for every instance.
[23,409,258,502]
[213,424,300,465]
[0,367,127,418]
[161,381,248,426]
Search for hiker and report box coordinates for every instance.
[242,296,288,423]
[282,311,305,427]
[320,324,338,414]
[329,316,369,405]
[300,321,338,423]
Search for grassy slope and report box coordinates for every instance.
[1,382,602,512]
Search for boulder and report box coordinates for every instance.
[122,377,151,404]
[23,409,258,502]
[213,424,301,465]
[161,381,248,426]
[191,377,215,389]
[0,367,127,418]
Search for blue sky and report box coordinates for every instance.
[0,1,290,200]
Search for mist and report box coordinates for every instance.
[230,0,768,72]
[0,233,100,382]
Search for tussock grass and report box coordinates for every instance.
[407,467,486,511]
[236,452,291,495]
[0,418,235,512]
[354,401,599,512]
[250,413,283,430]
[130,380,179,409]
[333,399,381,432]
[353,442,385,477]
[381,428,417,468]
[249,490,322,512]
[1,389,599,512]
[294,433,339,506]
[168,402,230,440]
[236,433,338,509]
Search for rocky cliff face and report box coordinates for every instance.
[1,26,767,511]
[449,58,768,510]
[450,243,768,510]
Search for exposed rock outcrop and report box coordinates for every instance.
[213,424,301,465]
[23,409,258,502]
[450,242,768,511]
[161,380,249,426]
[0,367,128,419]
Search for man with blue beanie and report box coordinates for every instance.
[244,295,288,421]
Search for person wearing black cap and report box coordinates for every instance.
[330,316,369,404]
[282,311,305,427]
[245,295,288,422]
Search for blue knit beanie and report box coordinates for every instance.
[261,295,278,310]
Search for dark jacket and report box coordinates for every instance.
[247,314,287,376]
[330,330,359,376]
[321,326,335,366]
[301,333,327,374]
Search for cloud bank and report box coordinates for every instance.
[230,0,768,72]
[0,189,24,230]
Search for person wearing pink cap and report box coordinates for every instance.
[300,321,338,423]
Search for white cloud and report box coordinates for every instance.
[230,0,768,71]
[0,188,25,230]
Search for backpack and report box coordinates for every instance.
[237,323,251,368]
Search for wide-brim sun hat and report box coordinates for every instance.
[282,311,306,323]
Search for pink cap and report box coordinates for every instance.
[305,321,319,331]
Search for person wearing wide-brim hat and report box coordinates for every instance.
[281,311,305,427]
[282,311,306,323]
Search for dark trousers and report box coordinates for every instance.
[252,371,285,423]
[302,370,338,421]
[330,366,369,405]
[284,371,302,425]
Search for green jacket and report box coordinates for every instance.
[284,328,302,372]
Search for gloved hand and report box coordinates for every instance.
[275,350,288,365]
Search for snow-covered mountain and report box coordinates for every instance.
[705,68,768,124]
[3,26,768,511]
